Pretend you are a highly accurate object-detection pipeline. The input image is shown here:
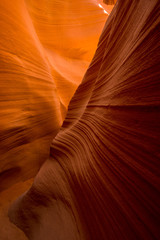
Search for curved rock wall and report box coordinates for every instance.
[8,0,160,239]
[0,0,108,191]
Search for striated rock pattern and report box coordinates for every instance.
[0,0,108,191]
[9,0,160,240]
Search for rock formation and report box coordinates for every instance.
[0,0,109,191]
[3,0,160,239]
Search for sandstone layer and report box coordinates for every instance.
[9,0,160,239]
[0,0,109,191]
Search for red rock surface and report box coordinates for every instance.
[2,0,160,239]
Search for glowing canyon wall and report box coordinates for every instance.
[0,0,109,191]
[8,0,160,239]
[0,0,160,239]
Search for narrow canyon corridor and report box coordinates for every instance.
[0,0,159,239]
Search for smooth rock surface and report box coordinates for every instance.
[9,0,160,239]
[0,0,109,191]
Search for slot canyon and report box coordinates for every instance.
[0,0,159,239]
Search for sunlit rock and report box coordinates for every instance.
[8,0,160,239]
[0,0,109,191]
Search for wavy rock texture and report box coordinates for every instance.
[9,0,160,239]
[4,2,159,240]
[0,0,109,192]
